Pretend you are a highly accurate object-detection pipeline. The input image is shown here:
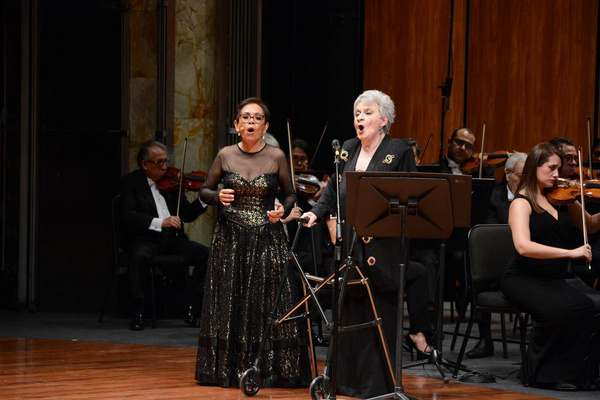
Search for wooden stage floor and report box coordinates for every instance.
[0,338,557,400]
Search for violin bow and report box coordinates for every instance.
[478,121,486,179]
[287,119,297,191]
[577,147,591,270]
[286,119,300,210]
[176,138,188,219]
[308,121,328,170]
[418,133,433,165]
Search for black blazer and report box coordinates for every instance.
[485,184,510,224]
[120,169,207,243]
[310,135,417,293]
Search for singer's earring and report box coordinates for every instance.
[238,132,241,136]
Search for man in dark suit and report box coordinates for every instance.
[466,152,527,358]
[432,127,496,179]
[120,140,209,330]
[437,127,477,174]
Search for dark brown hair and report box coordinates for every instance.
[234,97,270,123]
[517,142,561,214]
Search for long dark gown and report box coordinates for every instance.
[311,135,433,398]
[195,144,311,388]
[501,195,600,389]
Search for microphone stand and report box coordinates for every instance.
[328,142,342,400]
[437,0,455,167]
[435,0,454,354]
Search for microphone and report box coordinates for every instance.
[332,139,340,155]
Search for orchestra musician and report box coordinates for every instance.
[301,90,433,399]
[549,137,578,179]
[550,136,600,286]
[120,140,210,331]
[195,98,311,388]
[502,142,600,391]
[465,152,527,359]
[430,127,495,179]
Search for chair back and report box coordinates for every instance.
[468,224,514,295]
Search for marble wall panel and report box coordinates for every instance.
[129,77,158,167]
[173,0,219,244]
[130,9,157,78]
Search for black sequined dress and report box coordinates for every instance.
[195,144,311,388]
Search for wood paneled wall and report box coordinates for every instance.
[364,0,599,165]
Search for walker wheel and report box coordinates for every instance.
[309,375,330,400]
[240,367,261,396]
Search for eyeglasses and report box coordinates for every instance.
[239,113,265,123]
[293,156,309,164]
[563,154,577,163]
[453,138,474,151]
[145,158,170,167]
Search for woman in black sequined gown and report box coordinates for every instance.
[195,98,311,388]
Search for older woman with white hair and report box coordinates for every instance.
[301,89,433,398]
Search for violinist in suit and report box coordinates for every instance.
[120,140,209,330]
[431,127,495,179]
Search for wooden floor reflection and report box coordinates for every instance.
[1,338,554,399]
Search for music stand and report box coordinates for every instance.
[346,172,461,400]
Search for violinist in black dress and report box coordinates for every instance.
[502,142,600,391]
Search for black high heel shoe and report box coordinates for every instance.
[405,333,432,361]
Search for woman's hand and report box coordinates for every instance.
[570,244,592,263]
[219,188,234,206]
[281,206,303,224]
[267,203,285,223]
[300,211,318,227]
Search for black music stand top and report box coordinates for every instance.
[346,172,472,240]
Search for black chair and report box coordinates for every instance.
[452,224,529,385]
[98,194,188,328]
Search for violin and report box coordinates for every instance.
[546,177,600,205]
[460,151,510,175]
[295,173,321,196]
[156,166,207,192]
